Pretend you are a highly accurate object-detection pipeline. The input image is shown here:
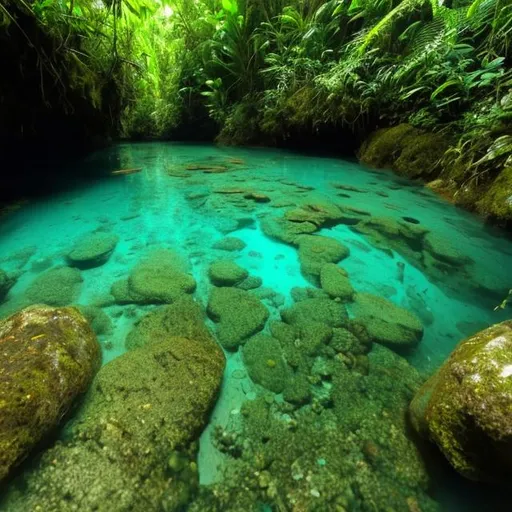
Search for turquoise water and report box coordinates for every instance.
[1,142,511,510]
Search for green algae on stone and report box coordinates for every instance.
[423,232,470,266]
[284,200,344,228]
[476,167,512,222]
[0,305,100,481]
[67,232,119,269]
[207,287,269,350]
[242,334,289,393]
[260,215,317,245]
[281,297,348,329]
[26,266,83,306]
[296,234,350,281]
[212,237,247,252]
[236,275,263,291]
[125,296,212,351]
[209,260,248,287]
[0,269,16,302]
[410,321,512,483]
[320,263,354,301]
[76,305,112,336]
[1,335,225,511]
[351,293,423,351]
[111,249,196,304]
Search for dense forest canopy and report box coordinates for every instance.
[0,0,511,209]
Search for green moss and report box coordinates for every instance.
[208,260,248,287]
[76,305,112,336]
[476,167,512,222]
[0,269,15,302]
[260,215,317,245]
[281,298,348,330]
[410,321,512,483]
[212,237,247,252]
[67,232,119,269]
[320,263,354,301]
[284,200,344,228]
[26,266,83,306]
[0,305,100,481]
[207,287,269,350]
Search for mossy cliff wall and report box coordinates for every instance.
[359,124,512,227]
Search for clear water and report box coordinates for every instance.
[1,142,511,510]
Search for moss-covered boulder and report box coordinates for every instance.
[423,232,470,267]
[76,305,112,336]
[209,260,248,287]
[260,215,317,245]
[351,293,423,350]
[242,334,289,393]
[0,305,100,481]
[320,263,354,301]
[281,298,348,329]
[476,167,512,222]
[0,269,15,302]
[296,235,350,281]
[111,249,196,304]
[26,266,83,306]
[284,200,343,228]
[1,335,225,511]
[207,287,269,350]
[212,237,247,252]
[410,321,512,483]
[125,296,212,351]
[67,232,119,269]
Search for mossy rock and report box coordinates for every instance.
[260,215,317,245]
[1,335,224,511]
[125,296,212,351]
[207,287,269,350]
[290,286,329,302]
[281,298,347,329]
[76,305,112,336]
[284,200,343,228]
[282,373,311,405]
[242,334,289,393]
[476,167,512,222]
[236,275,263,291]
[423,232,469,267]
[209,260,248,287]
[410,321,512,483]
[0,269,16,302]
[351,293,423,350]
[26,266,83,306]
[0,305,100,481]
[296,235,350,281]
[67,232,119,269]
[212,237,247,252]
[320,263,354,301]
[111,249,196,304]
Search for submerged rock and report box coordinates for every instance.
[67,232,119,269]
[0,306,100,481]
[76,305,112,336]
[423,232,469,266]
[260,215,317,245]
[209,260,248,287]
[0,269,16,302]
[243,334,289,393]
[111,249,196,304]
[351,293,423,350]
[2,335,224,511]
[284,200,343,228]
[207,287,269,350]
[26,266,83,306]
[281,297,348,329]
[212,237,247,252]
[320,263,354,301]
[410,321,512,483]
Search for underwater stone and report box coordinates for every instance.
[2,335,224,511]
[283,373,312,405]
[409,321,512,484]
[0,305,100,481]
[76,305,112,336]
[351,293,423,350]
[112,249,196,304]
[236,275,263,291]
[209,260,249,287]
[242,334,289,393]
[281,298,347,329]
[296,235,350,281]
[212,237,247,252]
[67,232,119,269]
[423,232,469,266]
[260,215,317,245]
[320,263,354,301]
[125,296,212,351]
[207,287,269,350]
[284,200,344,228]
[0,269,16,302]
[290,286,329,302]
[26,266,83,306]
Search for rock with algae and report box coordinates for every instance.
[0,305,100,481]
[212,237,247,252]
[67,232,119,269]
[1,334,225,511]
[111,249,196,304]
[320,263,354,301]
[281,297,348,329]
[207,287,269,350]
[0,269,16,302]
[76,305,112,336]
[208,260,248,287]
[410,321,512,483]
[26,266,83,306]
[351,293,423,351]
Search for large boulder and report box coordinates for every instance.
[0,269,15,302]
[67,232,119,269]
[208,260,248,287]
[1,335,225,511]
[207,287,269,350]
[26,266,83,306]
[320,263,354,301]
[351,293,423,350]
[111,249,196,304]
[0,306,100,481]
[410,321,512,483]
